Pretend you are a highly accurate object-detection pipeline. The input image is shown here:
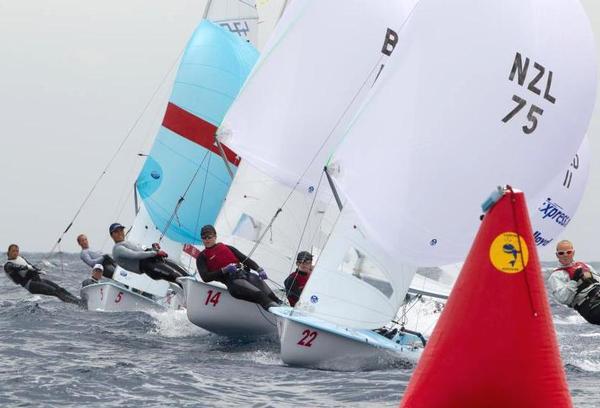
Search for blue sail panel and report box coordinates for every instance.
[136,20,258,244]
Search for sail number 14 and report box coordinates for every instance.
[204,290,221,307]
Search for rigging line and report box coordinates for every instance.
[244,54,385,256]
[284,169,326,298]
[274,53,386,214]
[159,149,211,242]
[45,48,184,258]
[193,150,212,241]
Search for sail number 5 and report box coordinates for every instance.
[204,290,221,307]
[297,329,318,347]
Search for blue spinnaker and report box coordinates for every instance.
[137,20,258,244]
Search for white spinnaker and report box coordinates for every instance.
[529,136,591,250]
[220,0,419,192]
[207,0,259,47]
[214,160,336,284]
[331,0,597,267]
[296,204,417,329]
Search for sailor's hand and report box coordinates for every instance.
[222,263,238,276]
[257,267,268,280]
[156,250,168,258]
[583,270,593,279]
[152,242,161,251]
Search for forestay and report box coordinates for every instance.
[136,20,258,244]
[330,0,597,266]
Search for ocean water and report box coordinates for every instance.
[0,254,598,407]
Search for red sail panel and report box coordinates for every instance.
[401,190,571,408]
[162,102,240,166]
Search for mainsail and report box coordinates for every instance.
[206,0,259,47]
[220,0,419,192]
[217,1,418,284]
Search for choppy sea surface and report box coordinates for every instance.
[1,253,599,407]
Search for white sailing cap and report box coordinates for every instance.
[92,264,104,271]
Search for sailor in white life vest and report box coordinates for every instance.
[549,240,600,324]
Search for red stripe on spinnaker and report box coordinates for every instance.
[162,102,240,166]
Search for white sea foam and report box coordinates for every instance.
[148,309,209,338]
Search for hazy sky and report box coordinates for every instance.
[0,0,599,261]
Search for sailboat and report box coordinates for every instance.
[180,0,418,336]
[269,0,597,369]
[82,15,259,312]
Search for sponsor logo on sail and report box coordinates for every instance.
[489,232,529,274]
[538,198,571,227]
[533,230,553,247]
[310,295,319,304]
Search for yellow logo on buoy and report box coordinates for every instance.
[489,232,529,274]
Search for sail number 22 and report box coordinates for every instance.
[297,329,318,347]
[502,52,556,134]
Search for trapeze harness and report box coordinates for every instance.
[4,257,81,305]
[199,243,280,310]
[556,262,600,324]
[284,270,310,307]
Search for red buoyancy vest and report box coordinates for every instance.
[555,261,590,280]
[202,243,239,271]
[286,271,310,306]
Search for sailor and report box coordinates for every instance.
[195,225,282,310]
[3,244,81,305]
[284,251,314,307]
[81,264,104,288]
[549,240,600,324]
[77,233,116,279]
[109,223,189,285]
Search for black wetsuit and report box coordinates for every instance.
[112,240,189,286]
[139,258,190,285]
[575,286,600,325]
[196,244,281,310]
[4,258,81,305]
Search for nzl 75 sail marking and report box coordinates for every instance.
[162,102,241,166]
[502,52,557,134]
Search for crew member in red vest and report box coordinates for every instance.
[284,251,314,307]
[195,225,282,310]
[549,239,600,324]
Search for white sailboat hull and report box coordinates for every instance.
[271,307,422,371]
[81,281,183,313]
[179,277,277,336]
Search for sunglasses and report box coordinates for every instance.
[201,234,215,240]
[556,250,573,256]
